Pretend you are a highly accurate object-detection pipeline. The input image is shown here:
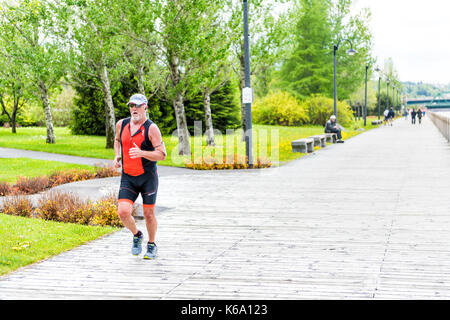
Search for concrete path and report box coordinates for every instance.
[1,116,450,299]
[0,147,199,217]
[0,147,194,177]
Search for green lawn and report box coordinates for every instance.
[0,158,94,183]
[0,120,381,167]
[0,127,115,159]
[0,213,117,276]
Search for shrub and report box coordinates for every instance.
[0,181,12,196]
[301,94,354,127]
[60,203,95,225]
[14,176,50,195]
[1,195,34,217]
[54,193,95,225]
[2,189,135,227]
[252,91,310,126]
[94,164,121,179]
[185,155,271,170]
[91,194,124,227]
[35,191,67,221]
[0,166,119,198]
[48,169,95,187]
[35,191,96,224]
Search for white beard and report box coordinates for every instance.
[131,113,143,123]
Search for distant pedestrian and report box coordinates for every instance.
[417,108,423,124]
[404,108,408,120]
[383,108,389,125]
[411,109,417,124]
[387,108,395,126]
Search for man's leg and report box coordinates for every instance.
[143,205,157,243]
[118,200,143,255]
[143,205,158,259]
[118,201,138,235]
[332,129,342,140]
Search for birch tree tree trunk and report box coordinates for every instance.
[99,61,116,149]
[173,91,191,155]
[38,81,56,144]
[203,87,215,146]
[169,53,191,155]
[0,93,20,134]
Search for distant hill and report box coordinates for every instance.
[402,81,450,99]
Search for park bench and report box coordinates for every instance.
[324,133,337,143]
[291,138,314,153]
[310,134,326,148]
[371,120,383,125]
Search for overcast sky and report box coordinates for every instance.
[351,0,450,85]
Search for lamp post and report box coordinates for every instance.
[392,84,396,112]
[364,64,368,126]
[375,67,381,120]
[386,78,390,111]
[333,39,356,123]
[242,0,253,167]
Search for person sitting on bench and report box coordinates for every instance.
[324,115,344,143]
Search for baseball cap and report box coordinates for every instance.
[127,94,148,106]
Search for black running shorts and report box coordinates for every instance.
[118,167,158,208]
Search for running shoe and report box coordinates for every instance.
[143,243,158,260]
[132,232,143,256]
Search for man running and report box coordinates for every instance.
[113,93,166,259]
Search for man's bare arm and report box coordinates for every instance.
[128,123,166,161]
[113,120,123,168]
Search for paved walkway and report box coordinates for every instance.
[1,116,450,299]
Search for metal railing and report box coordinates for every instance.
[428,111,450,142]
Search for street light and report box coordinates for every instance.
[333,38,356,123]
[392,84,396,112]
[386,77,390,111]
[242,0,253,167]
[364,64,368,126]
[375,67,381,120]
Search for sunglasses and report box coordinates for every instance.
[129,103,144,109]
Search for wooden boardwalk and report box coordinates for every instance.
[1,116,450,299]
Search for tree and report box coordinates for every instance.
[0,45,26,133]
[189,2,235,146]
[228,0,290,139]
[329,0,374,99]
[251,8,292,98]
[279,0,374,100]
[155,0,229,155]
[184,81,240,136]
[70,72,134,136]
[348,79,377,115]
[56,0,130,148]
[109,0,162,97]
[0,0,67,143]
[279,0,332,99]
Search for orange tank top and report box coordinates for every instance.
[119,118,156,176]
